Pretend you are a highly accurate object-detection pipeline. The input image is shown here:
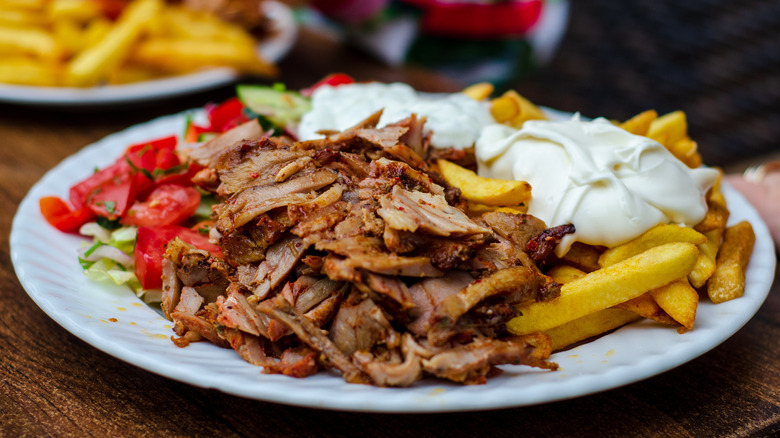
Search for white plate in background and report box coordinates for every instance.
[0,1,297,107]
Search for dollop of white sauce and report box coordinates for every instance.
[298,82,494,150]
[476,116,720,256]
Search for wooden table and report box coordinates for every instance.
[2,22,779,438]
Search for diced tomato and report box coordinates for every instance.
[69,161,130,210]
[39,196,96,233]
[126,135,178,174]
[135,225,222,289]
[153,161,203,187]
[87,171,144,219]
[122,184,201,228]
[184,122,210,143]
[300,73,355,97]
[207,97,249,132]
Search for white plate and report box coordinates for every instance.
[0,1,297,107]
[10,111,776,412]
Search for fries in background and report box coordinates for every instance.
[707,221,755,303]
[0,0,276,87]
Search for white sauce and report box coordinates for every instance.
[476,116,720,255]
[298,82,494,150]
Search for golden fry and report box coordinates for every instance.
[599,224,706,267]
[0,25,61,59]
[490,90,547,128]
[615,293,676,325]
[547,264,586,284]
[0,56,60,85]
[129,38,276,76]
[650,278,698,330]
[461,82,494,101]
[560,242,603,273]
[508,242,699,335]
[66,0,163,86]
[619,110,657,136]
[648,110,687,146]
[688,227,722,288]
[437,159,531,206]
[466,202,527,216]
[707,221,755,303]
[546,308,641,351]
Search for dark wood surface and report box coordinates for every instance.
[2,16,779,438]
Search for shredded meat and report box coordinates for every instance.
[163,113,567,385]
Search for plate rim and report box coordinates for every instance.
[10,110,777,412]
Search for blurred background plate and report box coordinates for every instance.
[0,1,297,107]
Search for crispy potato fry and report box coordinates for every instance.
[466,202,527,216]
[437,159,531,206]
[80,17,111,48]
[599,224,706,268]
[0,56,60,85]
[688,227,721,288]
[0,7,47,26]
[560,242,603,272]
[546,308,641,351]
[615,293,676,325]
[47,0,101,22]
[707,221,755,303]
[52,19,82,55]
[547,264,587,284]
[462,82,494,101]
[619,110,657,136]
[695,182,730,233]
[0,25,61,59]
[490,90,547,128]
[650,279,698,330]
[129,38,276,76]
[648,110,687,146]
[66,0,162,86]
[669,137,702,168]
[508,242,699,335]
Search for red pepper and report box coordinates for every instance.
[39,196,96,233]
[300,73,355,97]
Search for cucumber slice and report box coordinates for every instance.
[237,84,311,127]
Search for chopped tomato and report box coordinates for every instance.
[122,184,201,227]
[87,170,144,219]
[69,161,131,210]
[39,196,95,233]
[135,225,221,289]
[300,73,355,97]
[207,97,249,132]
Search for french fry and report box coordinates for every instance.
[650,279,698,330]
[0,56,60,85]
[466,202,527,216]
[619,110,657,136]
[508,242,699,335]
[129,38,276,76]
[65,0,163,86]
[695,184,729,233]
[490,90,547,128]
[437,159,531,206]
[707,221,755,303]
[669,137,702,169]
[688,227,721,288]
[560,242,603,273]
[546,308,641,351]
[161,6,255,46]
[615,293,676,325]
[0,25,61,59]
[462,82,494,101]
[47,0,101,23]
[647,110,688,147]
[80,17,111,48]
[599,224,706,268]
[547,264,587,284]
[52,19,83,55]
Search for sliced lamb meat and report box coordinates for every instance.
[421,335,557,384]
[317,236,443,278]
[329,293,400,357]
[438,266,558,323]
[218,328,269,366]
[242,235,307,301]
[257,295,371,384]
[217,168,337,232]
[378,185,490,237]
[161,258,182,320]
[188,119,264,168]
[368,158,443,196]
[216,284,271,338]
[215,145,314,197]
[172,301,230,348]
[219,213,288,264]
[353,334,423,387]
[408,271,475,336]
[261,346,319,378]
